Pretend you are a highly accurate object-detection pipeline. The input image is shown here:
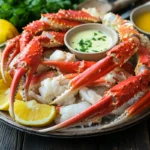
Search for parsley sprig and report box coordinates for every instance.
[0,0,83,31]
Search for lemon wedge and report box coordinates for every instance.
[4,72,12,86]
[0,79,10,90]
[0,19,19,44]
[0,72,12,90]
[0,89,9,111]
[11,100,56,127]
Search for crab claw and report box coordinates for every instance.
[41,60,96,73]
[1,36,20,82]
[39,31,65,48]
[10,38,43,118]
[1,32,33,82]
[10,67,27,117]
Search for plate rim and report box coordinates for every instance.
[0,110,150,138]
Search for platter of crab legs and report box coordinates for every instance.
[0,8,150,137]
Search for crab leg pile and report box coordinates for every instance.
[1,8,150,132]
[39,13,150,132]
[1,8,100,117]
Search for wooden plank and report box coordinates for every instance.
[22,133,98,150]
[0,121,25,150]
[96,121,150,150]
[21,121,150,150]
[0,120,149,150]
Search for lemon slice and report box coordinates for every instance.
[0,89,9,111]
[0,19,19,44]
[0,79,10,90]
[16,91,23,100]
[4,72,12,86]
[0,72,12,89]
[12,100,56,127]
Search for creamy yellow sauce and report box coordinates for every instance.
[69,29,112,53]
[134,12,150,33]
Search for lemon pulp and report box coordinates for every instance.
[12,100,56,127]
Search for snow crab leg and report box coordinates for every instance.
[41,60,96,73]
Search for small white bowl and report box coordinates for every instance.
[64,23,118,61]
[130,3,150,37]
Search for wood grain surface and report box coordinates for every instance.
[0,119,150,150]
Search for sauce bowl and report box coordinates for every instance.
[130,3,150,37]
[64,23,118,61]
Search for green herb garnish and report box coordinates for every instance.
[0,0,82,31]
[78,39,92,52]
[94,32,98,36]
[92,50,99,52]
[92,37,97,41]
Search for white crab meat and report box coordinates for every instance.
[29,74,76,105]
[55,101,91,124]
[49,50,76,62]
[79,87,102,105]
[103,67,131,87]
[111,103,129,115]
[36,50,77,73]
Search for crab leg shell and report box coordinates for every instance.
[41,15,83,30]
[24,18,82,35]
[122,62,134,75]
[10,67,27,117]
[70,56,117,90]
[19,31,33,51]
[127,90,150,117]
[10,38,43,117]
[107,37,140,66]
[88,67,132,87]
[23,20,52,35]
[1,32,33,82]
[39,31,65,48]
[31,71,57,85]
[57,9,100,22]
[1,36,20,81]
[102,89,150,129]
[135,45,150,74]
[41,60,95,73]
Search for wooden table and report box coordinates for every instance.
[1,1,150,150]
[0,118,150,150]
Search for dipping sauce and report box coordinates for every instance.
[69,29,112,53]
[134,12,150,33]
